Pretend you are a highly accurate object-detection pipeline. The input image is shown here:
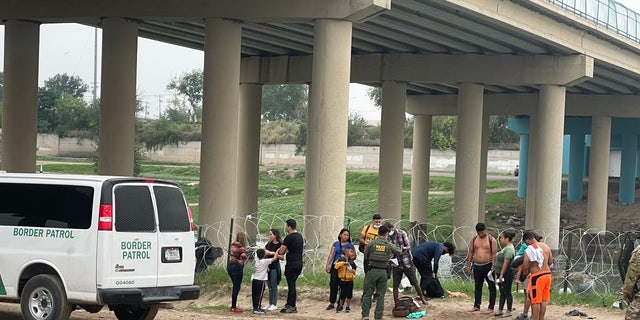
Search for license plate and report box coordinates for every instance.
[162,247,182,263]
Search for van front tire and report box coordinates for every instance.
[113,304,159,320]
[20,274,72,320]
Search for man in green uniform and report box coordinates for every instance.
[623,245,640,320]
[361,224,400,320]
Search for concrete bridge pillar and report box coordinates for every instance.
[378,81,407,222]
[237,83,263,240]
[525,114,538,230]
[199,18,242,242]
[409,114,432,225]
[304,19,352,249]
[533,85,566,250]
[478,112,489,222]
[1,20,39,173]
[98,18,138,176]
[453,83,484,250]
[586,116,610,232]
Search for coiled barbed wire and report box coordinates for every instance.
[196,214,634,297]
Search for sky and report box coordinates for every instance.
[1,0,639,121]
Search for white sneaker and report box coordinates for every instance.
[266,304,278,311]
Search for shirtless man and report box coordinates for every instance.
[466,223,498,314]
[521,231,553,320]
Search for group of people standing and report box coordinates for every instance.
[226,218,304,315]
[226,216,558,320]
[327,214,455,320]
[467,223,553,320]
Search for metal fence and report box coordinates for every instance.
[197,215,635,296]
[546,0,640,42]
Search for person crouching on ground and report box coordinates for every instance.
[334,246,357,313]
[361,224,401,320]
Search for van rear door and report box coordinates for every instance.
[153,185,195,286]
[111,184,159,288]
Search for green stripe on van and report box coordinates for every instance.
[0,274,5,295]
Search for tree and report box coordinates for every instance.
[55,94,92,137]
[431,116,457,150]
[37,88,59,133]
[162,107,192,123]
[489,115,519,148]
[261,119,299,144]
[366,86,382,108]
[43,73,88,99]
[348,113,369,146]
[404,116,414,148]
[166,70,203,122]
[262,84,308,121]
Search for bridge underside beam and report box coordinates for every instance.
[0,0,390,23]
[406,93,640,118]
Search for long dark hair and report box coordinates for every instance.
[338,228,351,243]
[270,228,282,244]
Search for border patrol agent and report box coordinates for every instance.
[623,245,640,320]
[361,224,400,320]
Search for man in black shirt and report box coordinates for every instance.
[278,219,304,313]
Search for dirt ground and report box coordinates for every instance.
[1,176,634,320]
[0,285,627,320]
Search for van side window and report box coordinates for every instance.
[154,186,190,232]
[114,185,156,232]
[0,183,93,229]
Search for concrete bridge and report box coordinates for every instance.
[2,0,640,249]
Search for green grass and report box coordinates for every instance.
[40,163,95,175]
[35,158,613,310]
[37,159,523,229]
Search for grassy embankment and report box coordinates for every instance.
[39,159,618,309]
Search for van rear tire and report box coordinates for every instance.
[20,274,72,320]
[113,304,159,320]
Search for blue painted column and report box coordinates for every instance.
[518,134,529,198]
[567,133,585,201]
[637,149,640,178]
[619,134,638,204]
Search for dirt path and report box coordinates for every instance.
[0,286,627,320]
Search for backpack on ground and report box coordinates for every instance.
[421,277,445,298]
[392,296,418,317]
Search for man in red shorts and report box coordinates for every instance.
[521,231,553,320]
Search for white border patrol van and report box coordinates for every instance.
[0,173,199,320]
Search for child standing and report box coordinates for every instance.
[252,248,278,314]
[333,246,357,313]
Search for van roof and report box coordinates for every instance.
[0,173,177,186]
